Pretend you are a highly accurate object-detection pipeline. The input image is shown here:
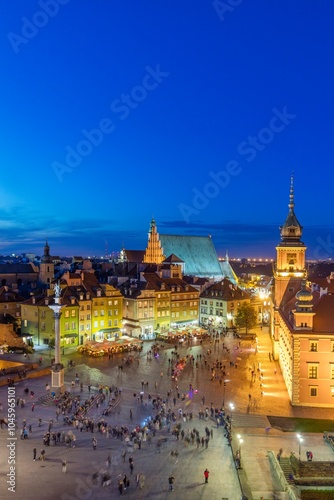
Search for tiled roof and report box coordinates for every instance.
[162,253,184,264]
[125,250,145,263]
[200,278,250,301]
[312,294,334,333]
[159,235,222,278]
[0,263,38,274]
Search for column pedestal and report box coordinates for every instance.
[51,363,65,392]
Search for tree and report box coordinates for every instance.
[235,302,257,333]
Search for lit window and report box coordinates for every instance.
[308,364,318,379]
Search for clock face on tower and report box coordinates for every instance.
[287,253,297,265]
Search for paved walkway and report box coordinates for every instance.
[0,327,333,500]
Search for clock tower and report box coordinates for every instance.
[271,176,307,358]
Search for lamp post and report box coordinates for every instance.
[222,381,227,409]
[297,434,303,462]
[237,434,243,456]
[229,402,234,430]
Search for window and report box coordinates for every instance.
[100,320,104,327]
[65,310,70,318]
[24,319,27,327]
[114,300,118,305]
[100,310,105,316]
[41,310,45,319]
[330,364,334,380]
[114,320,118,326]
[108,310,112,316]
[80,325,84,331]
[310,386,317,397]
[108,320,112,327]
[331,387,334,398]
[71,322,76,329]
[309,341,318,352]
[94,311,98,317]
[308,364,318,379]
[65,322,69,331]
[331,342,334,352]
[41,322,45,331]
[87,314,91,320]
[86,305,91,310]
[71,309,76,317]
[94,321,98,328]
[114,309,118,316]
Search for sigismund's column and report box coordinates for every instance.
[48,282,65,391]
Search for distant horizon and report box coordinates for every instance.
[0,219,332,262]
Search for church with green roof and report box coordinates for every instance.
[143,219,237,283]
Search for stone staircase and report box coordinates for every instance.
[279,457,295,484]
[233,412,270,428]
[38,394,56,406]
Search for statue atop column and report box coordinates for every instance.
[54,282,61,299]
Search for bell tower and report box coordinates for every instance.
[39,241,55,286]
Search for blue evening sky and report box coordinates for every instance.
[1,1,334,259]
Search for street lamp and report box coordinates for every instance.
[237,434,243,456]
[297,434,303,461]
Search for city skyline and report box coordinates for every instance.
[1,1,334,258]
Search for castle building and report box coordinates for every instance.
[271,177,334,407]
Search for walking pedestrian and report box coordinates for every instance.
[33,447,37,461]
[204,468,209,483]
[62,459,67,473]
[31,403,35,411]
[168,475,175,491]
[139,474,145,489]
[122,449,127,462]
[92,437,97,450]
